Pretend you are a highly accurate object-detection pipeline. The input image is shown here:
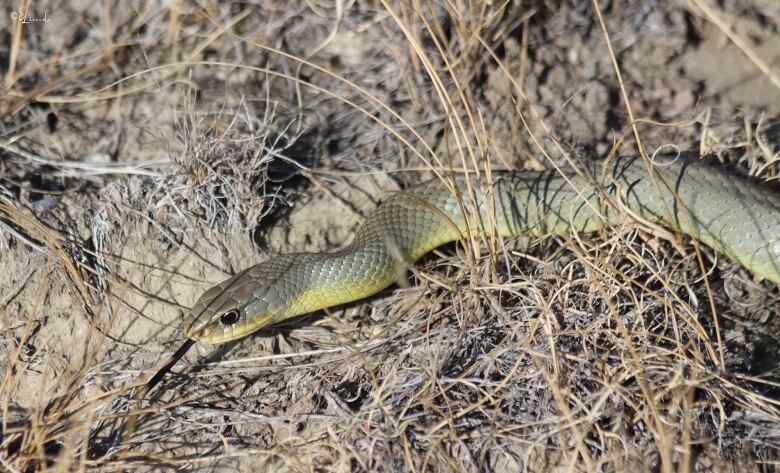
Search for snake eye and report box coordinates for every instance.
[220,309,240,325]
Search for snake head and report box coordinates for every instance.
[183,267,286,344]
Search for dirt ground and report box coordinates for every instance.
[2,0,780,471]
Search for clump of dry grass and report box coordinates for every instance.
[153,91,300,233]
[2,0,780,472]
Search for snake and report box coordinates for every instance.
[183,154,780,344]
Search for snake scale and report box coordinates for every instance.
[183,155,780,344]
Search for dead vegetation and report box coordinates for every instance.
[1,0,780,471]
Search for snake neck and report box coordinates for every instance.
[284,187,472,318]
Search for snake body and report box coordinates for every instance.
[184,155,780,344]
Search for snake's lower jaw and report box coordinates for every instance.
[233,311,278,341]
[185,310,280,345]
[183,319,223,344]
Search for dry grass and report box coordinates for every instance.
[2,0,780,471]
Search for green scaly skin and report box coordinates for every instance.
[184,155,780,344]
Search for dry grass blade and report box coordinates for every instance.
[0,197,88,298]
